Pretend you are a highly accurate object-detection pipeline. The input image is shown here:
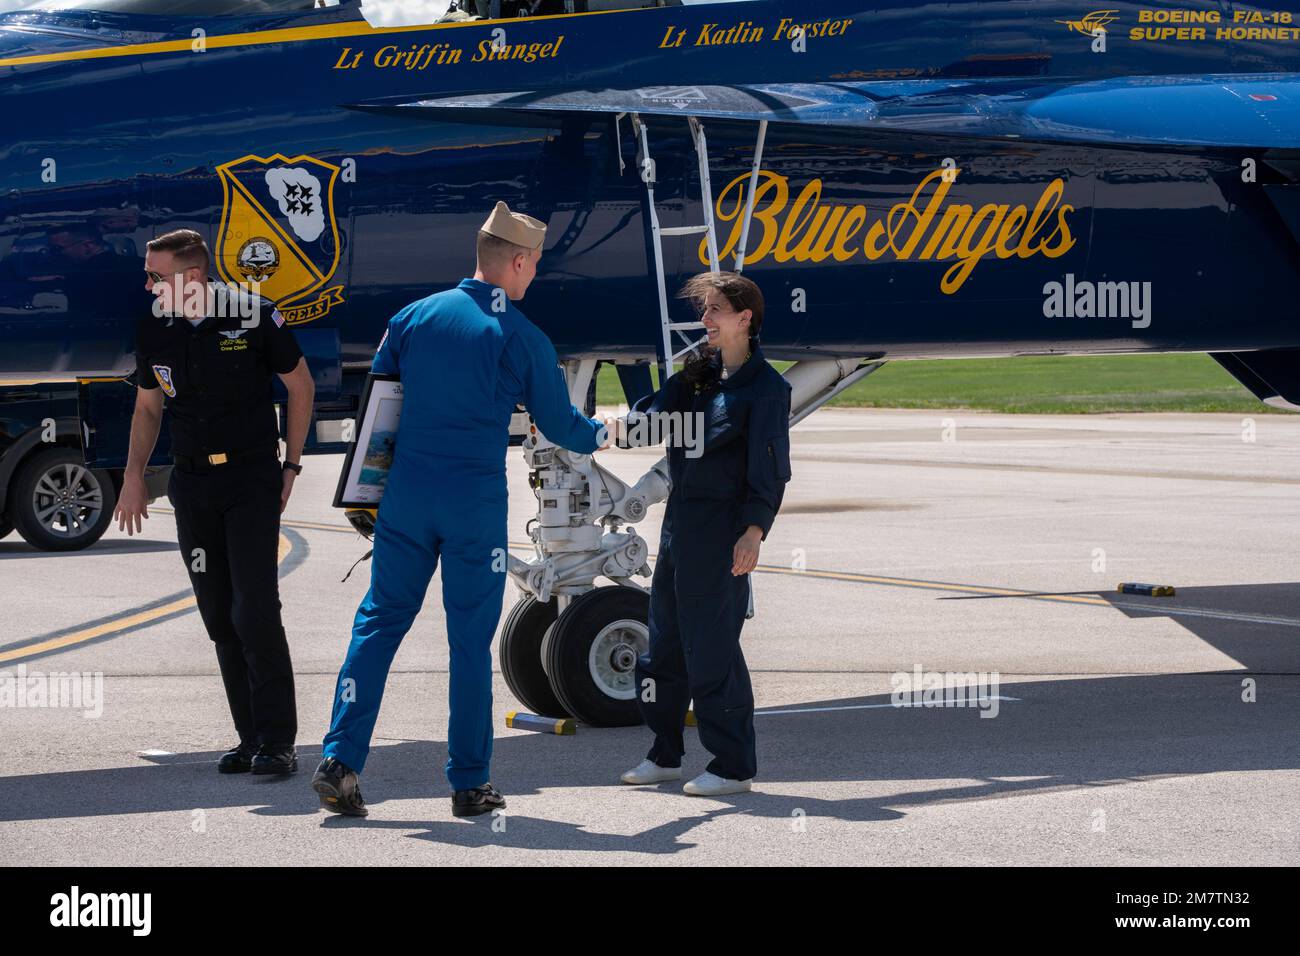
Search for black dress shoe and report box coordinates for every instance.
[250,744,298,775]
[311,757,368,816]
[452,782,506,817]
[217,742,258,774]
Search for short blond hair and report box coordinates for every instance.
[475,229,531,269]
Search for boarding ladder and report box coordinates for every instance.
[628,113,769,382]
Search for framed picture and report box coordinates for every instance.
[333,373,403,509]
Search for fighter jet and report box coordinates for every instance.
[1,0,1296,722]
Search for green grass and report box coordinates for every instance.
[595,353,1272,414]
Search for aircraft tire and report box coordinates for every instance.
[544,586,648,728]
[499,594,569,718]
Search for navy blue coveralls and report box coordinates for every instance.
[633,346,792,781]
[322,278,603,791]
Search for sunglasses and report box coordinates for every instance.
[146,269,191,283]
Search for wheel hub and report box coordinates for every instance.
[587,618,649,700]
[610,644,637,672]
[32,463,102,538]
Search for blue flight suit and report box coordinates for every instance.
[322,277,603,791]
[633,346,792,780]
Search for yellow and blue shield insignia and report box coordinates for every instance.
[152,364,176,398]
[215,153,346,327]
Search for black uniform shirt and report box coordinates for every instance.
[134,281,304,458]
[631,345,793,540]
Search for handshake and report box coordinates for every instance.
[597,414,625,451]
[593,409,702,458]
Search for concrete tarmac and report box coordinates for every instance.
[1,408,1297,865]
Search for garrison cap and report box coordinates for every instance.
[480,201,546,250]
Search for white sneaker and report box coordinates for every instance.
[620,759,682,785]
[683,772,753,796]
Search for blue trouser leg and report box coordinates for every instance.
[636,540,691,768]
[322,494,439,775]
[434,461,509,792]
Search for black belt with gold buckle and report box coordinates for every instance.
[172,446,278,473]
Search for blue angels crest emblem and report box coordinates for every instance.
[152,364,176,398]
[215,153,345,327]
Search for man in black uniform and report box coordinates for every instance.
[114,229,315,775]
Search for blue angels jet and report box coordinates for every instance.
[0,0,1297,722]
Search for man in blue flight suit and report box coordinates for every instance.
[313,202,606,818]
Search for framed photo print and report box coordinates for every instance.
[333,373,403,509]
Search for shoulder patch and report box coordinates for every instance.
[152,365,176,398]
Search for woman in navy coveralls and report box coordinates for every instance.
[615,271,792,796]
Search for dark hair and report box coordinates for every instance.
[146,228,209,273]
[676,270,765,390]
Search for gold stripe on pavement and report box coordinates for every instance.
[0,533,291,664]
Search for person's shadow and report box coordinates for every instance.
[2,582,1295,855]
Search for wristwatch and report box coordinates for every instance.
[282,460,303,475]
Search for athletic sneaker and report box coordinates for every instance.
[683,771,752,796]
[620,759,683,785]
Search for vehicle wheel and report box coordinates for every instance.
[544,586,649,727]
[498,595,570,718]
[11,446,116,552]
[0,513,12,540]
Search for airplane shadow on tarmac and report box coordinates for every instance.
[2,583,1296,856]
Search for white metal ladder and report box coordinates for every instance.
[634,113,714,382]
[629,113,769,381]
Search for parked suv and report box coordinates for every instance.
[0,381,169,551]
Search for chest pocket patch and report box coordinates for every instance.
[702,392,744,449]
[218,328,251,352]
[152,365,176,398]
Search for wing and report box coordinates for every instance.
[346,76,1300,150]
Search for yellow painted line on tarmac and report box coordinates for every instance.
[0,533,291,664]
[0,595,198,663]
[751,564,1111,606]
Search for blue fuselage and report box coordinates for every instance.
[1,0,1298,392]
